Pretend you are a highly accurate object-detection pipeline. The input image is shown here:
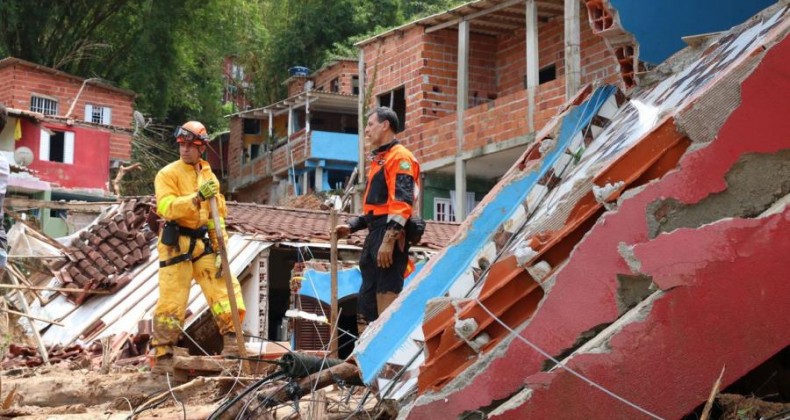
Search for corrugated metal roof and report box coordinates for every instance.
[28,235,271,346]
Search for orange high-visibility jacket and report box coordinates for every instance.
[362,140,420,227]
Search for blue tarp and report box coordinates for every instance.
[300,261,425,305]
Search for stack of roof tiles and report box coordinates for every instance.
[50,197,157,302]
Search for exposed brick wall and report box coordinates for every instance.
[228,7,620,200]
[313,60,359,95]
[287,76,309,97]
[362,27,427,154]
[361,6,618,168]
[271,131,311,175]
[0,61,135,161]
[228,117,244,182]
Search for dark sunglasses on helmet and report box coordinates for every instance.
[175,126,208,144]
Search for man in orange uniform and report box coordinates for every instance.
[151,121,245,375]
[336,107,420,335]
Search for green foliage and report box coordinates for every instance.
[0,0,466,193]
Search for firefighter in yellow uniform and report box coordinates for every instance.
[336,107,420,335]
[151,121,245,374]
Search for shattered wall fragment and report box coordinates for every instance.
[348,3,790,418]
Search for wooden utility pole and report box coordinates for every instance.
[329,209,339,358]
[208,197,249,373]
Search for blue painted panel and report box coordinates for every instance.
[300,262,425,305]
[354,86,618,383]
[310,131,359,163]
[609,0,775,64]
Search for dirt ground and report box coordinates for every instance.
[0,364,379,419]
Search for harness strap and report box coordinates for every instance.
[160,237,215,268]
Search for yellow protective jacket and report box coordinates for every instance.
[154,159,228,249]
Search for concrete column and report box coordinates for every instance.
[268,110,273,138]
[302,171,309,195]
[565,0,581,100]
[287,104,294,137]
[526,0,539,132]
[242,255,261,336]
[454,159,467,222]
[305,95,311,133]
[315,165,324,192]
[455,19,470,222]
[357,48,366,214]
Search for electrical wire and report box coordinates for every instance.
[361,86,617,414]
[166,372,187,420]
[207,371,286,420]
[474,298,664,420]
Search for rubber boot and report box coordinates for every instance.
[222,333,240,358]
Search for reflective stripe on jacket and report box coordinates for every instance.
[362,140,420,227]
[154,159,228,247]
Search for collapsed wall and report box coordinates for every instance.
[350,3,790,419]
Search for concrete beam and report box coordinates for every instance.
[421,133,535,172]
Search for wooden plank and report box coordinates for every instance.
[309,389,328,420]
[0,284,110,295]
[0,307,64,326]
[209,197,249,374]
[4,197,115,212]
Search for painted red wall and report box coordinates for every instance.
[0,59,135,161]
[17,121,110,190]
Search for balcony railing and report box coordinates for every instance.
[232,129,358,191]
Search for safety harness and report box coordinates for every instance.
[159,223,215,268]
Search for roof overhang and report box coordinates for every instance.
[356,0,564,46]
[227,91,358,119]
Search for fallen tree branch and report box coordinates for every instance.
[112,162,142,197]
[701,365,726,420]
[250,362,363,412]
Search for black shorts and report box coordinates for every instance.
[357,223,409,323]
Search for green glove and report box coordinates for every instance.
[215,254,223,278]
[198,180,218,201]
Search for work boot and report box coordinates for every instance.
[150,354,174,376]
[221,333,240,358]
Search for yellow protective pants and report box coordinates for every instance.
[152,234,245,357]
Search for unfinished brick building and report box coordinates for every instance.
[356,0,619,221]
[227,59,360,204]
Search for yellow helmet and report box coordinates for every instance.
[175,121,209,145]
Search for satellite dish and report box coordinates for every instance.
[14,147,34,167]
